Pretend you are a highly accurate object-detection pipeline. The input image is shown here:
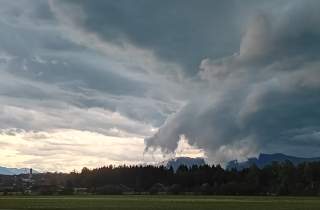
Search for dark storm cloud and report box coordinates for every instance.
[55,0,297,76]
[57,0,246,75]
[146,0,320,162]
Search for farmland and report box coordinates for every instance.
[0,196,320,210]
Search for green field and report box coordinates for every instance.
[0,196,320,210]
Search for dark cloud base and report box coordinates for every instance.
[146,0,320,162]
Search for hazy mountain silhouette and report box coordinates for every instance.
[227,153,320,170]
[0,167,39,175]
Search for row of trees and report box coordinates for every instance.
[2,161,320,195]
[64,161,320,195]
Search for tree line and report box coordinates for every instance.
[2,160,320,195]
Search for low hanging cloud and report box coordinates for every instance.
[145,1,320,163]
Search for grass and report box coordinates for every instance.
[0,195,320,210]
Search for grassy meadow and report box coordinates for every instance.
[0,195,320,210]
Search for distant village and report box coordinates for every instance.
[0,169,83,195]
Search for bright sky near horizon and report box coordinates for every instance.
[0,129,204,172]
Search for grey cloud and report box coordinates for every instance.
[0,102,154,137]
[146,1,320,163]
[7,55,148,96]
[0,16,81,57]
[0,0,187,137]
[58,0,298,76]
[56,0,250,76]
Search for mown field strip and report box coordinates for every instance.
[0,196,319,210]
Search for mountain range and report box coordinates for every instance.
[0,167,38,175]
[226,153,320,170]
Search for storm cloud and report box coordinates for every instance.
[146,0,320,163]
[0,0,319,169]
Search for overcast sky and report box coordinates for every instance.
[0,0,319,172]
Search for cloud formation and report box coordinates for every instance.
[0,0,187,136]
[56,0,244,75]
[146,1,320,163]
[0,0,319,170]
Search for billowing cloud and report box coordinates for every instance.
[146,1,320,163]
